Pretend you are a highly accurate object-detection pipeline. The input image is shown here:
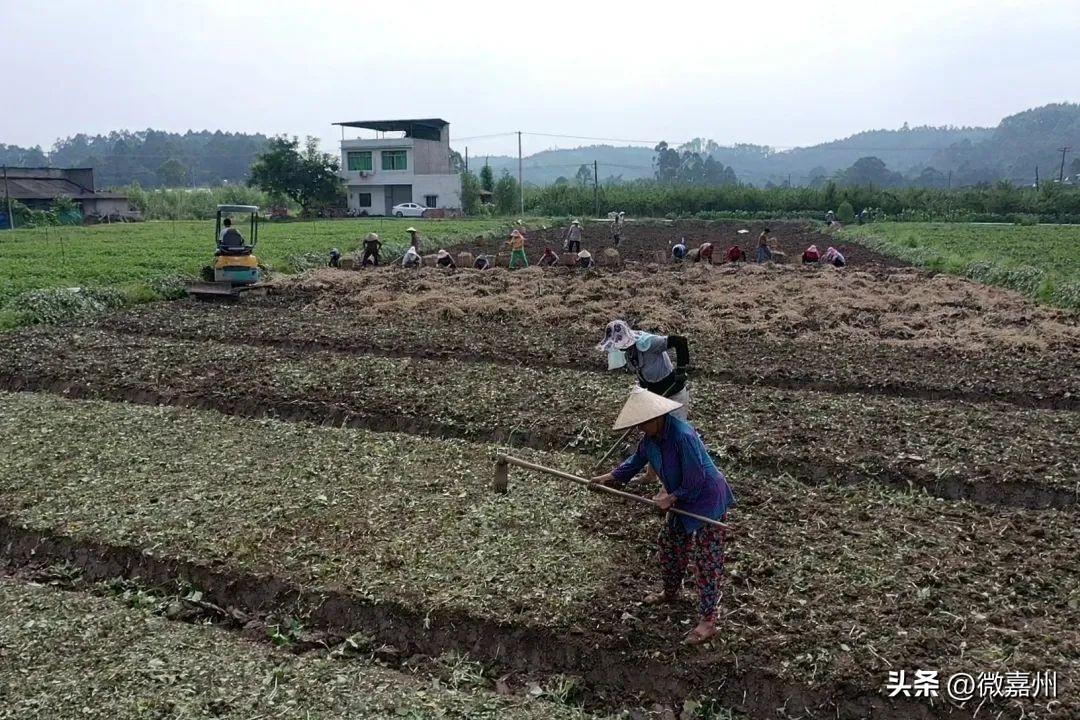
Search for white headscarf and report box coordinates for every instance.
[596,320,642,353]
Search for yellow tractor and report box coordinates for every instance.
[186,205,265,299]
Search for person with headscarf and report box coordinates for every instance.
[597,320,691,418]
[823,246,846,267]
[802,244,821,264]
[402,245,421,269]
[507,229,528,268]
[537,246,560,267]
[563,219,583,253]
[591,388,734,645]
[576,249,594,269]
[725,245,746,263]
[436,249,457,269]
[362,233,382,266]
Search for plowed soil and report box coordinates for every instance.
[1,328,1077,506]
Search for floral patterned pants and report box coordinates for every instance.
[658,517,727,621]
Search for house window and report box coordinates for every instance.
[357,193,372,208]
[424,194,438,208]
[381,150,407,171]
[347,151,372,172]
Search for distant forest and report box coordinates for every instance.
[0,130,270,188]
[2,103,1079,190]
[469,103,1080,189]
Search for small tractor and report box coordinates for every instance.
[186,205,266,299]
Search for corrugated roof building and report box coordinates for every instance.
[1,167,136,219]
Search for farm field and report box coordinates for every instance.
[2,328,1078,505]
[0,578,617,720]
[1,219,1077,718]
[0,217,532,327]
[843,222,1080,308]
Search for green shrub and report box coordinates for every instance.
[836,201,855,223]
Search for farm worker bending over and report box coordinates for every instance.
[538,246,559,267]
[362,233,382,266]
[329,248,341,268]
[436,249,457,269]
[407,227,422,253]
[564,220,583,253]
[802,245,821,264]
[597,319,691,418]
[671,239,687,262]
[823,246,846,267]
[474,254,492,270]
[725,245,746,263]
[756,229,773,263]
[591,388,734,645]
[577,249,594,269]
[402,245,421,269]
[695,242,714,264]
[507,229,528,268]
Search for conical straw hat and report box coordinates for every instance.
[612,387,683,430]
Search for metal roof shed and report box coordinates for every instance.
[333,118,449,142]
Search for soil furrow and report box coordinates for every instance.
[2,374,1075,510]
[0,517,974,719]
[98,324,1080,411]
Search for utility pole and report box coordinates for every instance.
[517,131,524,216]
[1059,146,1071,183]
[947,170,952,190]
[464,146,468,173]
[3,165,12,230]
[1035,165,1040,190]
[593,160,599,218]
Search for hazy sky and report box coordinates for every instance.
[4,0,1079,157]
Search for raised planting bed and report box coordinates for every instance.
[0,393,1076,717]
[0,578,611,720]
[1,329,1077,506]
[98,263,1080,408]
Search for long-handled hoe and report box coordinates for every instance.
[493,453,728,530]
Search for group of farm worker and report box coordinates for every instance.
[670,228,773,264]
[591,319,734,645]
[504,222,595,269]
[340,222,845,275]
[801,244,846,267]
[669,228,847,267]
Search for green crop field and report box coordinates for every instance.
[843,222,1080,308]
[0,217,535,328]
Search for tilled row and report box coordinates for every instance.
[2,392,1076,717]
[95,261,1080,410]
[0,574,618,720]
[1,329,1077,507]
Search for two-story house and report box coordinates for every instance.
[334,118,462,216]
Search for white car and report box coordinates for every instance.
[391,202,427,218]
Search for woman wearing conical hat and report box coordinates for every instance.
[592,388,734,645]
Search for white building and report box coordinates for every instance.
[334,118,462,216]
